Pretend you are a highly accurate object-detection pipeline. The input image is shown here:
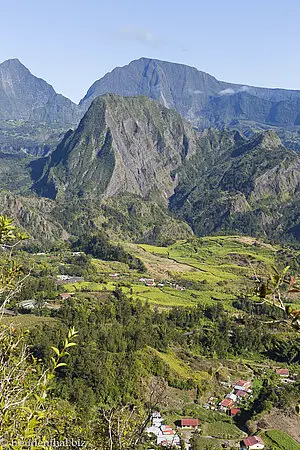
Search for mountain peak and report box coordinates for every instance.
[255,130,283,149]
[33,94,199,201]
[0,58,80,124]
[80,58,300,130]
[0,58,28,71]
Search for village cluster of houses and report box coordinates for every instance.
[146,412,180,447]
[146,413,199,448]
[139,278,186,290]
[215,379,268,450]
[218,379,252,417]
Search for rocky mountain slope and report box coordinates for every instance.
[31,94,300,243]
[0,59,82,155]
[170,129,300,242]
[80,58,300,138]
[0,59,79,123]
[32,94,200,202]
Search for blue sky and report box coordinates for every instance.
[1,0,299,103]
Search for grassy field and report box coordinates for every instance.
[150,349,211,384]
[262,430,300,450]
[262,429,300,450]
[132,235,279,309]
[0,314,57,329]
[192,436,223,449]
[201,421,245,439]
[59,235,285,310]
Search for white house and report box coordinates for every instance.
[242,436,264,449]
[226,392,237,402]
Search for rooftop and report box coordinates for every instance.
[243,435,264,447]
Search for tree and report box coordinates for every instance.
[0,215,28,309]
[0,217,82,448]
[254,265,300,330]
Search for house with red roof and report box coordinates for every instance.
[219,398,234,411]
[236,389,247,399]
[275,368,289,377]
[179,418,198,428]
[229,407,240,417]
[234,379,251,392]
[242,435,264,449]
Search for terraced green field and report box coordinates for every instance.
[37,234,298,315]
[262,429,300,449]
[63,235,300,310]
[201,421,245,439]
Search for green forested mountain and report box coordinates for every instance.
[170,129,300,243]
[28,94,300,245]
[32,94,199,202]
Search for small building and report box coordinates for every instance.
[59,293,73,300]
[242,436,264,449]
[179,418,199,428]
[236,390,248,399]
[229,407,241,417]
[220,398,234,411]
[226,393,237,402]
[276,368,289,377]
[151,412,163,428]
[18,299,36,309]
[157,425,180,447]
[234,380,251,392]
[57,275,70,281]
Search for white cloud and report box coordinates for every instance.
[239,85,250,92]
[219,86,251,96]
[188,89,203,95]
[219,88,235,96]
[116,26,165,48]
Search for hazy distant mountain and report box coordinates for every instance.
[0,58,80,124]
[0,58,83,155]
[2,57,300,156]
[80,58,300,131]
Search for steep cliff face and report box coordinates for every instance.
[170,130,300,240]
[80,58,300,131]
[33,94,199,202]
[26,91,300,243]
[0,59,80,124]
